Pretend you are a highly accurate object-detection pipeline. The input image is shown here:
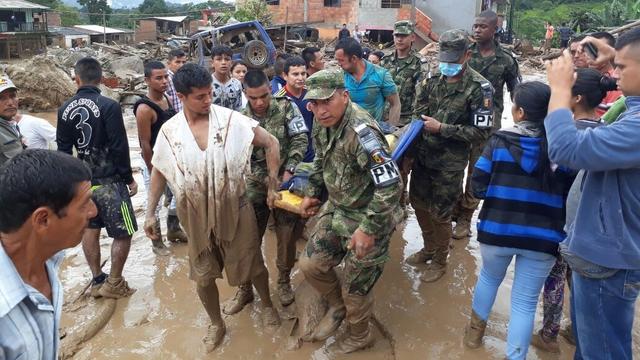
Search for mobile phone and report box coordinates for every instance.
[584,42,598,60]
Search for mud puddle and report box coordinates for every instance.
[58,77,639,359]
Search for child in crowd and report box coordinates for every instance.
[211,45,243,111]
[231,60,249,109]
[464,81,575,360]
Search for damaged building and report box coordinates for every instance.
[135,16,198,42]
[0,0,49,59]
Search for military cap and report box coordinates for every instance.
[439,29,470,62]
[394,20,414,35]
[304,69,345,100]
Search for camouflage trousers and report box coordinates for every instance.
[300,210,391,296]
[252,198,304,282]
[452,140,485,220]
[409,165,464,265]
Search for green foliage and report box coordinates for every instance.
[187,0,230,11]
[138,0,169,15]
[224,0,271,26]
[107,8,137,29]
[57,3,83,26]
[514,1,608,41]
[604,0,640,26]
[77,0,111,24]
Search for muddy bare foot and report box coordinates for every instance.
[203,322,226,353]
[262,306,281,328]
[151,240,171,256]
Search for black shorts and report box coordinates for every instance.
[89,182,138,238]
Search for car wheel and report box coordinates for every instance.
[243,40,269,68]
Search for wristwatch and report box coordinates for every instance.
[286,164,296,174]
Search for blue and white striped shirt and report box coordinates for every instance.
[0,245,64,360]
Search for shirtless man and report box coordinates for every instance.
[135,61,186,256]
[143,63,281,352]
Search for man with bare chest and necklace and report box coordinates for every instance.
[144,63,282,352]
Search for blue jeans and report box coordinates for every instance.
[570,269,640,360]
[471,243,556,360]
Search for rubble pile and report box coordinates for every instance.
[6,56,76,111]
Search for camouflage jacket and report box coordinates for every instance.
[243,96,309,200]
[468,40,521,122]
[412,66,494,171]
[380,50,428,125]
[305,101,403,238]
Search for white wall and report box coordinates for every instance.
[65,35,90,48]
[358,0,399,31]
[417,0,481,34]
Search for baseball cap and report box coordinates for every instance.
[438,29,470,62]
[0,75,17,94]
[394,20,414,35]
[304,69,345,101]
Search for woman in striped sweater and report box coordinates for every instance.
[462,81,576,360]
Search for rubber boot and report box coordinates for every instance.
[328,292,375,354]
[222,284,254,315]
[277,270,295,306]
[166,215,188,243]
[453,209,474,240]
[151,221,170,256]
[463,310,487,349]
[311,285,346,342]
[420,218,450,283]
[405,249,434,266]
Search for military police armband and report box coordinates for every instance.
[473,82,495,128]
[288,114,309,135]
[353,124,401,188]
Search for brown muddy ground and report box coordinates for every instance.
[53,83,639,359]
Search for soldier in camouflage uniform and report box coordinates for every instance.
[452,10,521,239]
[298,69,403,354]
[223,70,309,313]
[406,29,494,283]
[380,20,429,126]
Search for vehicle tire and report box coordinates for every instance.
[243,40,269,68]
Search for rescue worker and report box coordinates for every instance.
[298,69,404,354]
[380,20,429,126]
[223,70,308,312]
[405,30,494,283]
[451,10,521,239]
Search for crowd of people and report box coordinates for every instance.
[0,8,637,360]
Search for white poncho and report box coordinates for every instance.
[152,105,258,263]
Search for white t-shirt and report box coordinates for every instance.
[16,114,56,149]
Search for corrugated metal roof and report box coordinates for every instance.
[49,26,91,36]
[74,25,133,34]
[0,0,48,9]
[149,16,189,23]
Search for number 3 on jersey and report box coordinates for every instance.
[71,107,92,149]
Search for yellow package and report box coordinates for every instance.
[274,190,304,215]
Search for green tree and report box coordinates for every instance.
[57,3,83,26]
[225,0,271,26]
[138,0,169,15]
[77,0,111,24]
